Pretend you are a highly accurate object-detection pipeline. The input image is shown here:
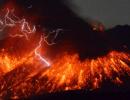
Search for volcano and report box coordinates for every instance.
[0,0,130,100]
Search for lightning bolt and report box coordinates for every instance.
[0,8,50,67]
[0,8,36,40]
[35,36,50,66]
[20,19,36,40]
[44,29,62,45]
[1,8,63,67]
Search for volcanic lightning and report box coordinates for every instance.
[0,8,36,40]
[35,36,50,66]
[0,3,130,100]
[44,28,62,45]
[0,8,50,67]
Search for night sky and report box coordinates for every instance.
[0,0,130,28]
[66,0,130,28]
[0,0,130,58]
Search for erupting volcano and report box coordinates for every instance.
[0,1,130,100]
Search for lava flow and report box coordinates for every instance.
[0,7,130,100]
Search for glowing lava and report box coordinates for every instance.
[0,50,130,99]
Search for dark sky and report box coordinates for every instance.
[0,0,130,28]
[66,0,130,28]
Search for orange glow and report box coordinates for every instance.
[0,50,130,99]
[41,51,130,91]
[0,3,130,99]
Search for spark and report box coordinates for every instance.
[35,36,50,66]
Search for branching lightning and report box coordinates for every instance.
[0,8,36,40]
[0,8,63,67]
[20,19,36,40]
[44,29,62,45]
[35,36,50,66]
[1,4,130,100]
[0,8,50,67]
